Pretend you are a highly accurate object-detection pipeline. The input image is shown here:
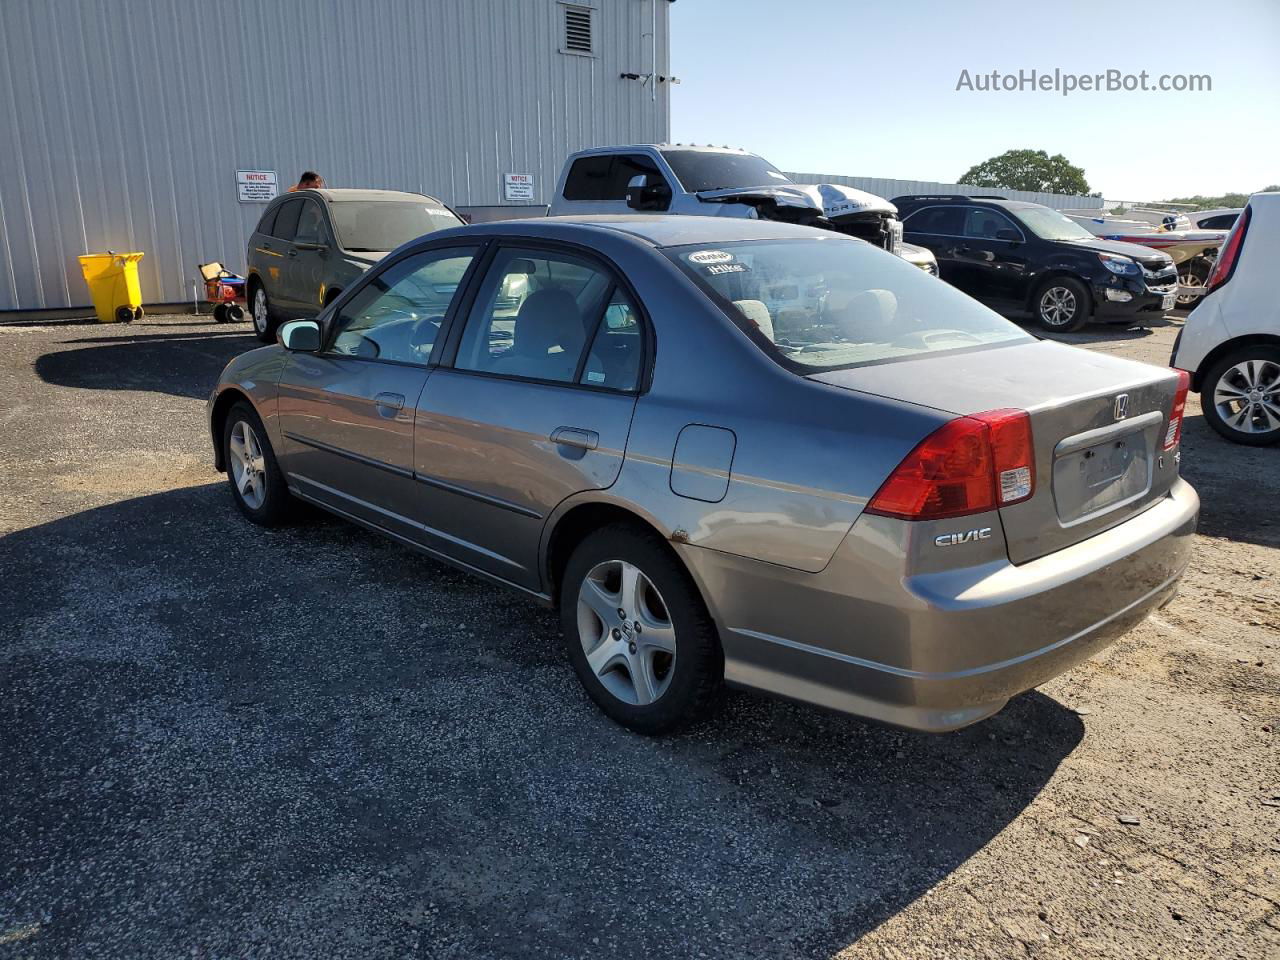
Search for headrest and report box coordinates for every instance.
[732,299,775,341]
[513,288,583,357]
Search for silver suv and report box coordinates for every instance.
[245,188,462,342]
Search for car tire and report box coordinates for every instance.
[560,523,723,734]
[1175,258,1211,309]
[251,284,278,343]
[1200,346,1280,446]
[1033,276,1091,332]
[222,401,293,524]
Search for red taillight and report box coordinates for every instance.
[865,409,1035,521]
[1164,369,1190,450]
[1205,205,1251,294]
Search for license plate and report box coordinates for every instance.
[1161,293,1176,311]
[1053,433,1151,524]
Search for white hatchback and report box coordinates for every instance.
[1173,192,1280,446]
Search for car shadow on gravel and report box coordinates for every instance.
[33,328,259,401]
[0,484,1084,959]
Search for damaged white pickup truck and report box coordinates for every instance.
[548,144,905,256]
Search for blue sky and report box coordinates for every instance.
[669,0,1280,201]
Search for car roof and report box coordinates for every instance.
[566,143,758,159]
[306,188,445,204]
[893,194,1041,212]
[428,215,835,248]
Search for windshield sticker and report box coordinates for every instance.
[687,249,735,265]
[704,262,749,276]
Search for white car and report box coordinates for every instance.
[1172,192,1280,445]
[1185,207,1243,231]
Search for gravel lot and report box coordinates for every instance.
[1,312,1276,959]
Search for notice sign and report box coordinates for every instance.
[503,173,535,201]
[236,170,278,202]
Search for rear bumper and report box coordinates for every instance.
[682,479,1199,732]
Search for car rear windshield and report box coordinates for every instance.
[661,151,792,192]
[665,237,1031,372]
[329,201,462,252]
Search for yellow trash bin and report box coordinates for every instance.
[78,251,145,323]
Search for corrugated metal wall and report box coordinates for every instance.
[786,173,1105,212]
[0,0,670,312]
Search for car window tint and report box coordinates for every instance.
[455,247,612,383]
[294,200,326,244]
[580,287,643,391]
[964,207,1017,240]
[257,206,279,237]
[902,206,964,235]
[1201,213,1237,230]
[328,248,477,365]
[271,199,303,241]
[562,154,665,201]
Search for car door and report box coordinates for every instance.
[411,244,645,589]
[286,196,333,314]
[901,205,965,284]
[956,206,1032,307]
[276,244,482,539]
[258,197,303,314]
[559,153,671,215]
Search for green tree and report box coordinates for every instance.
[1160,187,1280,211]
[959,149,1091,195]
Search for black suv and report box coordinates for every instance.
[893,195,1179,332]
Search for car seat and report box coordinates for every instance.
[732,299,775,341]
[490,288,584,380]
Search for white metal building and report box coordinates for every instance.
[0,0,671,314]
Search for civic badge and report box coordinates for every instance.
[1113,394,1129,420]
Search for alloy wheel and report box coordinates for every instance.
[1175,271,1204,306]
[253,288,269,335]
[1039,286,1077,326]
[1213,359,1280,435]
[228,419,268,509]
[576,559,676,706]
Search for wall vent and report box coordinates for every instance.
[563,5,593,55]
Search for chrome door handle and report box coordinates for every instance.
[374,392,405,411]
[550,426,598,450]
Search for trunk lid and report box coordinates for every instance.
[811,340,1183,563]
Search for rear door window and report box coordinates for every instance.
[562,154,666,201]
[454,247,617,384]
[270,198,303,241]
[256,206,279,237]
[902,206,964,236]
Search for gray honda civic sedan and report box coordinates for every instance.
[208,216,1199,734]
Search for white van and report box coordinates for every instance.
[1172,192,1280,445]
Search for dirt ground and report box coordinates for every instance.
[0,312,1276,959]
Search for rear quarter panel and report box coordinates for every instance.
[581,241,950,573]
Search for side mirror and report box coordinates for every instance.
[293,241,328,252]
[279,319,321,351]
[995,229,1021,243]
[626,174,672,211]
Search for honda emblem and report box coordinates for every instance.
[1113,394,1129,420]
